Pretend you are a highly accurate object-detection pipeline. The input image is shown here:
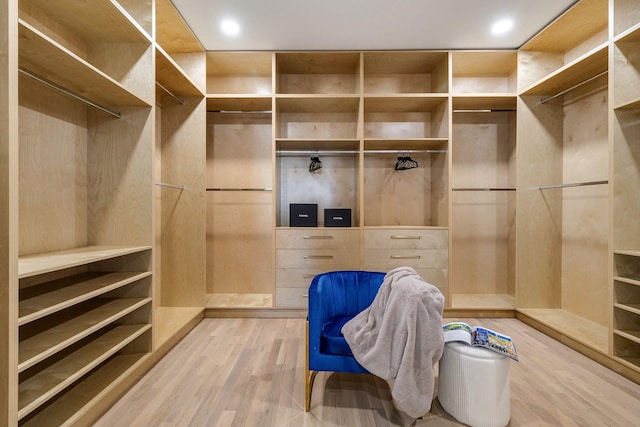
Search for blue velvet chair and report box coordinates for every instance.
[305,270,386,411]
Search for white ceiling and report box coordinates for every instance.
[171,0,579,51]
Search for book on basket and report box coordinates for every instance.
[442,322,519,361]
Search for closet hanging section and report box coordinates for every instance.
[19,67,121,119]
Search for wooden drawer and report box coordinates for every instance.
[363,248,448,269]
[276,228,360,249]
[276,267,358,288]
[364,228,448,249]
[276,248,360,269]
[275,287,309,308]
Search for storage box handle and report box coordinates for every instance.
[390,235,421,240]
[304,255,334,259]
[303,235,333,239]
[390,255,421,259]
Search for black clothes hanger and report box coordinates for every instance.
[309,155,323,172]
[395,155,418,171]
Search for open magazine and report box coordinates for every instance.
[442,322,519,361]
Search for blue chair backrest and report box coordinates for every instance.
[309,270,386,319]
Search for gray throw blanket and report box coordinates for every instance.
[341,266,445,418]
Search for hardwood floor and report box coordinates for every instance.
[94,318,640,426]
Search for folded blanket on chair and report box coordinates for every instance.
[341,266,444,418]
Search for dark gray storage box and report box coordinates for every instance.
[290,203,318,227]
[324,208,352,227]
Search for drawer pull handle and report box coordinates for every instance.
[303,235,333,239]
[302,294,309,298]
[298,214,309,218]
[304,255,334,259]
[391,235,421,240]
[390,255,421,260]
[303,274,316,279]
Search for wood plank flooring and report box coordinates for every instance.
[94,318,640,426]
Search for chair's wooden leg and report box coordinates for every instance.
[305,320,311,411]
[306,371,318,412]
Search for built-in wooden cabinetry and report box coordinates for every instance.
[515,0,611,356]
[203,0,640,384]
[206,52,275,308]
[154,0,206,350]
[612,0,640,376]
[3,1,640,425]
[450,51,518,310]
[1,0,207,425]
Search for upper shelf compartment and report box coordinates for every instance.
[276,52,361,95]
[207,51,273,95]
[518,0,608,96]
[155,0,205,96]
[18,0,154,106]
[18,20,150,109]
[363,51,448,94]
[451,51,517,94]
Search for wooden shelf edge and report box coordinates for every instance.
[516,309,608,354]
[519,42,608,97]
[19,20,151,108]
[18,324,151,420]
[19,352,151,427]
[19,271,152,325]
[614,276,640,287]
[156,45,204,98]
[615,249,640,257]
[614,329,640,345]
[614,303,640,316]
[18,245,152,279]
[19,298,152,372]
[615,22,640,44]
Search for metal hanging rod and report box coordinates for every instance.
[539,70,608,105]
[155,182,201,192]
[155,182,184,190]
[452,187,516,192]
[276,149,447,155]
[452,109,516,113]
[209,110,273,114]
[206,188,273,192]
[19,67,121,119]
[156,82,185,105]
[367,149,447,154]
[538,180,608,190]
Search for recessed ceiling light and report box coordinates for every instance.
[491,19,514,35]
[221,19,240,36]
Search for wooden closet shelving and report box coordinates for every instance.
[450,50,517,310]
[153,0,207,349]
[612,0,640,375]
[10,0,157,424]
[515,0,610,357]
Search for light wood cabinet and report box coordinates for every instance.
[450,51,518,309]
[1,0,208,424]
[612,0,640,375]
[153,0,206,348]
[12,0,155,424]
[276,229,360,307]
[516,0,610,354]
[205,52,275,308]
